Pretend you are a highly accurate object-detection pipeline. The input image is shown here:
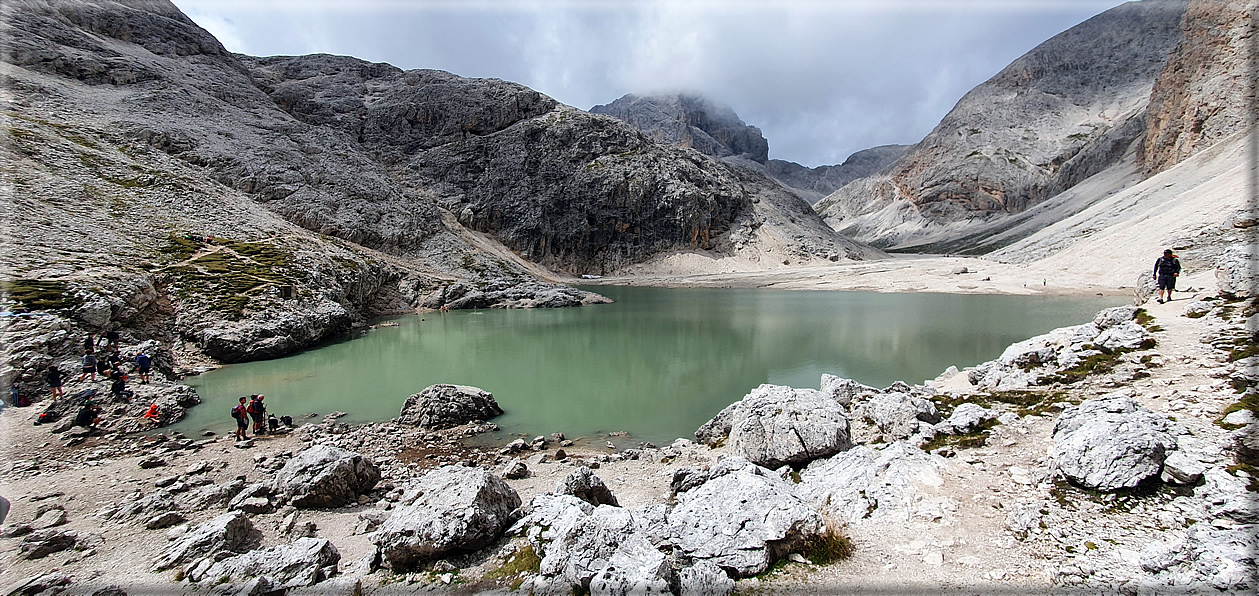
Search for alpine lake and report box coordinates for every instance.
[179,286,1122,445]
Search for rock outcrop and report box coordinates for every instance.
[1049,394,1184,491]
[152,512,261,571]
[189,537,341,590]
[590,92,908,208]
[590,93,769,163]
[556,466,620,507]
[695,384,850,468]
[667,457,823,576]
[373,466,521,571]
[398,384,504,430]
[271,445,381,508]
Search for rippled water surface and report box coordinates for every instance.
[180,286,1120,443]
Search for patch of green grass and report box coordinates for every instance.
[482,543,542,591]
[1216,394,1259,430]
[0,279,82,312]
[1038,340,1153,386]
[158,233,204,262]
[920,418,999,452]
[1135,309,1155,328]
[800,519,855,565]
[459,255,487,274]
[1186,311,1206,319]
[1227,335,1259,363]
[1225,463,1259,493]
[932,390,1070,419]
[163,239,297,319]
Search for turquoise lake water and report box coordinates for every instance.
[178,286,1120,444]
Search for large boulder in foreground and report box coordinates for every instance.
[399,384,504,430]
[273,445,381,508]
[1050,394,1182,491]
[696,384,850,468]
[152,512,260,572]
[373,466,521,571]
[190,537,341,589]
[798,442,947,521]
[668,457,823,576]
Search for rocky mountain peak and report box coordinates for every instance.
[590,92,770,163]
[815,0,1191,250]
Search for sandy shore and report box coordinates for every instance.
[564,254,1195,299]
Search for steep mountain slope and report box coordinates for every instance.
[816,0,1190,250]
[591,92,908,205]
[245,59,879,273]
[1141,0,1254,176]
[1,0,881,388]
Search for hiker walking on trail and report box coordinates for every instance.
[1153,249,1181,303]
[231,396,248,441]
[247,394,267,436]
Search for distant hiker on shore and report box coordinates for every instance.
[1154,249,1181,303]
[140,403,160,425]
[45,365,64,399]
[231,396,248,441]
[247,394,267,435]
[83,334,95,354]
[78,350,97,382]
[135,352,152,384]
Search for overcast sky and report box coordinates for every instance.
[173,0,1129,167]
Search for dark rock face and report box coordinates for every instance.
[590,92,909,206]
[555,466,619,507]
[591,93,769,163]
[398,384,504,430]
[817,0,1189,250]
[1141,0,1254,176]
[764,145,910,204]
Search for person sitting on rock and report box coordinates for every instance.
[99,330,120,353]
[74,403,101,430]
[247,394,267,435]
[140,403,160,425]
[110,374,133,403]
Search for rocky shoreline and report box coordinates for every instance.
[1,282,1254,594]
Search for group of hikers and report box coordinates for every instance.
[29,330,159,433]
[230,393,291,441]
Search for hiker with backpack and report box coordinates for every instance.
[135,352,152,384]
[231,396,249,441]
[1153,249,1181,303]
[247,394,267,436]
